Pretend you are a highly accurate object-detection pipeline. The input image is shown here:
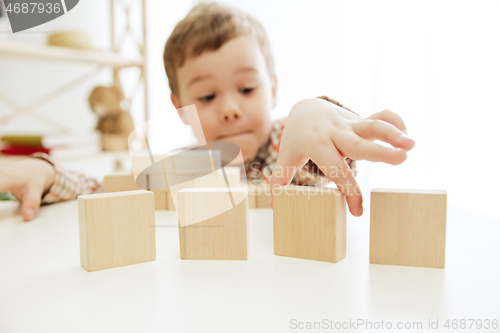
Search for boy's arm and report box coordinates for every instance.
[269,97,415,216]
[31,153,102,204]
[0,153,102,221]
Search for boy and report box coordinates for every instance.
[0,2,414,221]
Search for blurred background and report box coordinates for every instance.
[0,0,498,219]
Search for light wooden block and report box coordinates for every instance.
[273,185,346,263]
[178,188,248,260]
[248,186,257,208]
[370,189,447,268]
[151,189,168,210]
[103,172,144,192]
[78,190,156,271]
[148,173,169,190]
[192,167,241,188]
[248,183,271,208]
[173,149,221,174]
[166,191,176,211]
[166,174,194,211]
[131,153,173,178]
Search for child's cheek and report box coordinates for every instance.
[199,112,219,142]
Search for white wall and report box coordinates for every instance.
[0,0,115,134]
[175,0,498,219]
[1,0,498,219]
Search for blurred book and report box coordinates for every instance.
[0,132,101,157]
[1,132,100,148]
[0,192,16,201]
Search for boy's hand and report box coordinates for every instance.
[0,158,55,221]
[269,98,415,216]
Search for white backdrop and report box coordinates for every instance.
[0,0,498,219]
[147,0,500,219]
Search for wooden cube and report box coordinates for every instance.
[248,186,257,208]
[78,190,156,271]
[248,182,271,208]
[130,153,173,179]
[166,191,175,211]
[273,185,346,263]
[178,188,248,260]
[151,189,168,210]
[173,149,221,174]
[370,189,447,268]
[192,167,241,188]
[256,183,271,208]
[103,172,144,192]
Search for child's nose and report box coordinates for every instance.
[220,102,242,122]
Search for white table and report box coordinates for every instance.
[0,200,499,333]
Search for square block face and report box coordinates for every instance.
[370,189,447,268]
[78,190,156,271]
[273,185,346,263]
[178,189,248,260]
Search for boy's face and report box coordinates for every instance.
[171,34,277,162]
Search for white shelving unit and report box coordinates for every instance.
[0,0,148,133]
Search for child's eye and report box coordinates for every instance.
[198,94,215,102]
[240,87,255,95]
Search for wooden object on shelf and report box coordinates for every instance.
[77,190,156,272]
[273,185,346,263]
[0,0,148,133]
[88,85,135,151]
[370,189,447,268]
[0,41,143,68]
[178,188,248,260]
[48,31,93,50]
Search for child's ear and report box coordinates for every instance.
[171,93,190,125]
[271,75,278,108]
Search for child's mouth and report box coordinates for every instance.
[217,131,252,140]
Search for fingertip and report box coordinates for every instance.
[348,203,362,217]
[399,137,415,151]
[22,207,34,222]
[406,138,416,151]
[390,148,408,165]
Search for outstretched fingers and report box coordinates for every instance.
[339,133,408,165]
[268,148,309,209]
[309,143,363,217]
[352,118,415,151]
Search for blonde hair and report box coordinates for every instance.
[163,2,275,96]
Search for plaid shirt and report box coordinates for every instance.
[32,98,356,203]
[31,153,102,204]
